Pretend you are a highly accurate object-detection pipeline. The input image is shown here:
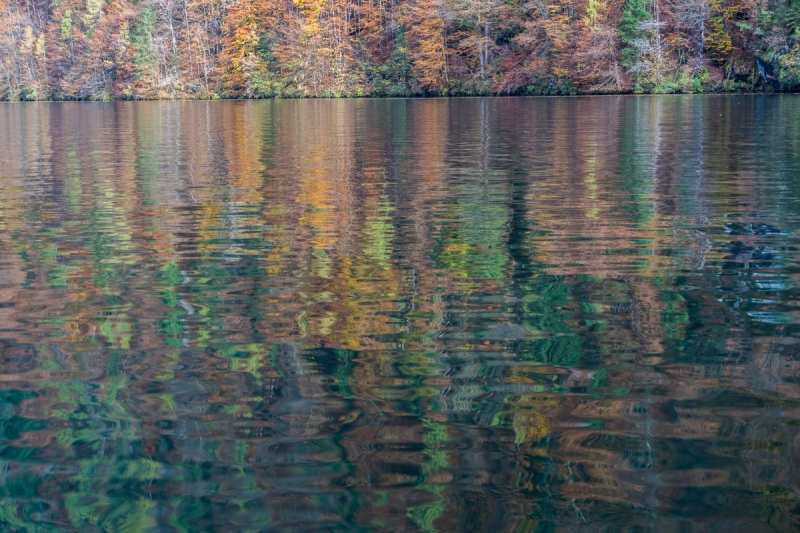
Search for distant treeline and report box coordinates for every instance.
[1,0,799,99]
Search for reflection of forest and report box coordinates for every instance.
[0,97,799,531]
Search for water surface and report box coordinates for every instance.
[1,96,800,531]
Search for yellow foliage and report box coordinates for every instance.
[294,0,326,35]
[706,17,732,61]
[20,26,34,55]
[35,33,45,59]
[584,0,606,26]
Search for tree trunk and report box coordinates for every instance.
[483,20,489,79]
[478,15,485,78]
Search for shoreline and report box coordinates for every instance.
[2,91,797,103]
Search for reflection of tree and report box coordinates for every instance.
[0,98,798,530]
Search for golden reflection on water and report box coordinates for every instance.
[0,97,799,531]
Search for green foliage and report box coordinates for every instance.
[251,72,290,98]
[249,31,295,98]
[60,10,73,41]
[652,69,706,93]
[131,8,158,82]
[618,0,651,69]
[525,78,578,95]
[778,46,800,88]
[755,0,800,90]
[371,30,414,96]
[788,0,800,32]
[83,0,103,36]
[18,85,39,101]
[256,32,277,67]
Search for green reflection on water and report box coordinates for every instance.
[0,97,798,531]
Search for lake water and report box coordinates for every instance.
[1,96,799,532]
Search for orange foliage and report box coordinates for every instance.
[0,0,771,98]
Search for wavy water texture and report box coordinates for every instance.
[0,96,799,531]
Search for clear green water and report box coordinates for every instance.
[1,96,800,532]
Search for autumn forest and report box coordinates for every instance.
[1,0,800,99]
